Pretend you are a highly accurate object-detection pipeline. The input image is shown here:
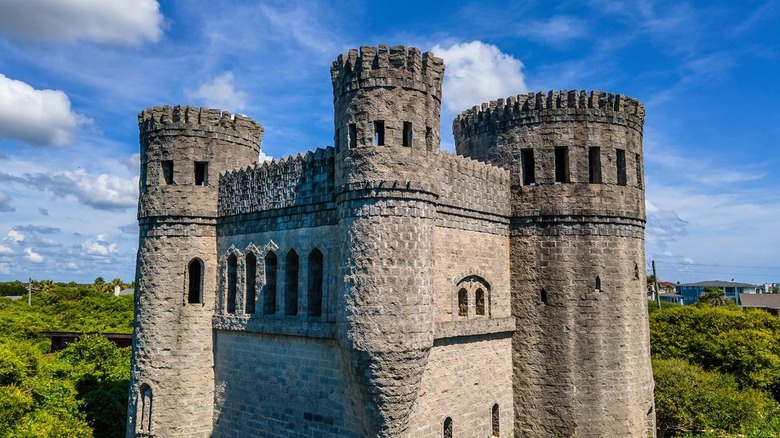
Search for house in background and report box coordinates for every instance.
[739,294,780,316]
[658,292,684,305]
[675,280,760,305]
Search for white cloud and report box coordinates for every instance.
[0,74,84,146]
[0,244,13,254]
[185,72,248,112]
[515,16,588,46]
[431,41,528,115]
[258,150,273,162]
[23,247,43,263]
[0,0,164,46]
[11,169,138,210]
[82,234,117,256]
[0,192,14,212]
[5,230,24,243]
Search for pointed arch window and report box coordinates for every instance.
[491,404,500,436]
[595,275,602,292]
[138,384,153,435]
[187,258,203,304]
[245,252,257,314]
[308,249,323,317]
[458,288,468,317]
[264,252,277,314]
[227,254,237,314]
[285,250,299,316]
[443,417,452,438]
[475,288,486,316]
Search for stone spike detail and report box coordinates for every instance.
[138,105,264,144]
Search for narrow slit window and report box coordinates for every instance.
[521,149,535,185]
[285,250,299,316]
[227,254,237,314]
[187,258,203,304]
[636,153,643,188]
[245,252,256,314]
[402,122,412,147]
[348,124,357,149]
[492,404,500,437]
[138,384,152,435]
[336,127,341,150]
[616,149,627,186]
[194,162,208,186]
[554,147,569,183]
[595,275,601,292]
[443,417,453,438]
[475,288,486,316]
[458,288,468,317]
[264,252,277,315]
[308,249,323,317]
[425,126,433,150]
[374,121,385,146]
[161,160,174,185]
[634,263,640,280]
[589,147,602,183]
[540,288,547,304]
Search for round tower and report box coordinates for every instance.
[454,91,654,437]
[126,106,262,437]
[331,44,444,437]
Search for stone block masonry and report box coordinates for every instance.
[127,43,654,438]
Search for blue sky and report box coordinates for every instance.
[0,0,778,285]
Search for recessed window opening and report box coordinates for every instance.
[194,162,208,186]
[285,250,299,316]
[138,384,152,435]
[227,254,237,314]
[595,275,601,292]
[443,417,453,438]
[554,147,569,183]
[349,124,357,149]
[336,127,341,150]
[425,126,433,150]
[161,160,174,185]
[616,149,627,186]
[374,121,385,146]
[245,252,256,314]
[264,252,277,315]
[308,249,323,317]
[187,258,203,304]
[402,122,412,147]
[491,404,500,437]
[458,288,468,317]
[521,149,535,185]
[540,288,547,304]
[589,147,602,184]
[475,289,486,316]
[634,263,640,280]
[636,153,643,188]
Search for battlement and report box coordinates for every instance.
[139,105,264,144]
[438,152,511,218]
[331,44,444,100]
[453,90,645,141]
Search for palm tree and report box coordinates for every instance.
[699,286,727,306]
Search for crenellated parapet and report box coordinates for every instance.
[437,153,510,219]
[139,105,263,146]
[453,90,645,143]
[331,44,444,100]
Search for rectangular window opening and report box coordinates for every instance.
[554,147,569,183]
[425,126,433,150]
[636,153,643,188]
[194,162,208,186]
[588,147,602,184]
[616,149,627,186]
[402,122,412,147]
[161,160,174,185]
[373,121,385,146]
[521,149,535,185]
[348,124,357,149]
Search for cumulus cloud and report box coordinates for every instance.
[0,192,14,212]
[24,248,43,263]
[5,230,24,243]
[645,199,689,249]
[0,74,84,146]
[185,72,248,112]
[0,244,13,254]
[431,41,528,114]
[82,234,117,256]
[0,0,164,46]
[13,225,60,234]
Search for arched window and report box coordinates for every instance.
[138,384,152,435]
[187,258,203,304]
[443,417,452,438]
[492,403,500,436]
[264,252,277,314]
[458,288,468,317]
[245,252,257,314]
[540,288,548,304]
[227,254,237,314]
[308,249,323,317]
[595,275,601,292]
[475,288,486,316]
[285,250,299,316]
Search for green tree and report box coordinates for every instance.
[698,286,728,306]
[92,277,107,293]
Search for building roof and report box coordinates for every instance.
[659,293,683,298]
[676,280,756,288]
[739,294,780,309]
[658,281,677,288]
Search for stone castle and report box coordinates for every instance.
[126,44,654,437]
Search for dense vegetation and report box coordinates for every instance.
[0,282,133,438]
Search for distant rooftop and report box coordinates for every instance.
[676,280,756,288]
[739,294,780,309]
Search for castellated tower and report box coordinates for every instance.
[331,45,444,437]
[454,91,655,437]
[127,106,262,437]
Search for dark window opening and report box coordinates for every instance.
[402,122,412,147]
[616,149,627,186]
[634,263,640,280]
[336,127,341,150]
[458,288,468,317]
[264,252,277,315]
[285,250,299,316]
[492,404,500,437]
[540,288,547,304]
[636,153,643,188]
[246,252,256,314]
[138,384,152,435]
[374,121,385,146]
[425,126,433,150]
[194,162,208,186]
[227,254,237,314]
[595,275,601,292]
[349,124,357,149]
[308,249,323,317]
[589,147,602,183]
[521,149,535,185]
[443,417,453,438]
[554,147,569,183]
[187,259,203,304]
[475,288,486,316]
[161,160,174,185]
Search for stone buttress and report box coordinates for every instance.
[331,45,445,437]
[454,91,655,437]
[127,106,262,437]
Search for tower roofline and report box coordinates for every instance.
[139,105,263,145]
